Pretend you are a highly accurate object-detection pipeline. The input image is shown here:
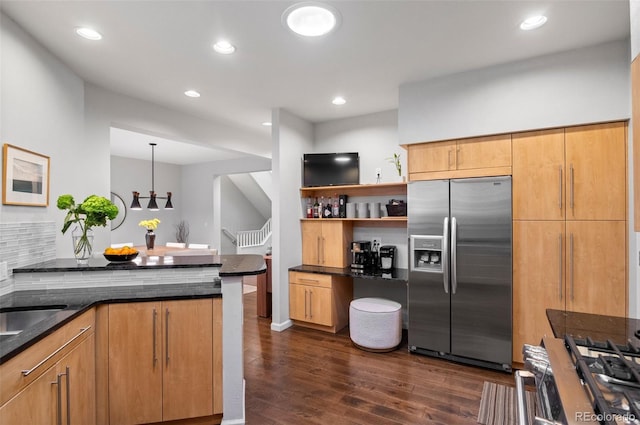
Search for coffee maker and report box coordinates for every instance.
[351,241,372,271]
[379,245,396,271]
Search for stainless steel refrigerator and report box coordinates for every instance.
[408,176,512,372]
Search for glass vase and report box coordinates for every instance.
[145,230,156,250]
[72,226,93,265]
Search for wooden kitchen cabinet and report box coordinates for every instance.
[301,220,352,268]
[407,134,511,181]
[108,298,221,425]
[0,312,96,425]
[564,122,626,220]
[289,271,353,333]
[513,122,626,220]
[565,220,626,316]
[512,128,565,220]
[512,220,627,363]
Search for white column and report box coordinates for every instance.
[221,275,244,424]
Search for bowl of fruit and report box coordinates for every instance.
[103,246,139,262]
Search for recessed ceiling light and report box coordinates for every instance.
[213,40,236,54]
[262,122,272,127]
[283,2,340,37]
[75,27,102,40]
[184,90,201,98]
[332,96,346,105]
[520,15,547,31]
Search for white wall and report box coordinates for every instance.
[399,40,630,145]
[314,110,406,183]
[271,109,313,332]
[0,12,112,257]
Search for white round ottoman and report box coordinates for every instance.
[349,298,402,352]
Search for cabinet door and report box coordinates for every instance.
[308,287,332,326]
[301,221,322,266]
[0,366,57,425]
[162,299,213,421]
[407,141,456,174]
[565,122,626,220]
[512,129,565,220]
[289,284,309,321]
[565,221,626,316]
[108,302,162,425]
[455,134,512,171]
[512,221,565,364]
[320,221,350,268]
[63,333,96,425]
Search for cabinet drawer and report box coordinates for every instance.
[289,272,332,288]
[0,308,95,406]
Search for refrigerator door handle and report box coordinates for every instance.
[451,216,457,294]
[442,217,449,294]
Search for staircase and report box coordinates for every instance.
[236,218,272,248]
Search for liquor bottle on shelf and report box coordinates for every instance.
[306,198,313,218]
[324,197,333,218]
[332,195,339,217]
[313,198,320,219]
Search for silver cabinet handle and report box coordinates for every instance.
[153,308,158,365]
[569,233,574,301]
[317,236,321,264]
[309,290,313,319]
[442,217,449,294]
[165,308,170,364]
[448,150,453,168]
[304,289,308,318]
[558,234,563,301]
[22,326,91,376]
[558,166,563,211]
[52,366,70,425]
[65,367,70,425]
[456,147,461,167]
[451,217,458,294]
[321,237,326,265]
[300,278,319,283]
[570,164,574,211]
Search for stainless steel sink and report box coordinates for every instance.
[0,306,67,340]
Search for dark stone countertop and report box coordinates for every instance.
[0,282,223,364]
[289,264,408,282]
[12,254,266,277]
[546,309,640,347]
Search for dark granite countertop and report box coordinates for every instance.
[546,309,640,347]
[13,254,266,277]
[0,282,223,364]
[289,264,408,282]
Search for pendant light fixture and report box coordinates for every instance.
[130,142,174,211]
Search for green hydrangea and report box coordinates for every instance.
[57,194,119,235]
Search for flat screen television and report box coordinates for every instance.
[302,152,359,187]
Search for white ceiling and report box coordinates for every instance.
[1,1,630,164]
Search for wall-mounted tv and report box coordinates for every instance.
[302,152,360,187]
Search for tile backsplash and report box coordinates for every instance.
[0,221,57,294]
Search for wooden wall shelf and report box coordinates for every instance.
[300,217,406,228]
[300,182,407,198]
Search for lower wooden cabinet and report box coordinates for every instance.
[289,271,353,333]
[0,311,96,425]
[513,220,627,363]
[108,298,222,425]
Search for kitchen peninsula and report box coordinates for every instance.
[1,254,265,425]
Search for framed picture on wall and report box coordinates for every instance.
[2,144,50,206]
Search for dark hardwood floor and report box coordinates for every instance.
[242,291,515,424]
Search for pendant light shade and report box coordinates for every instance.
[130,143,174,210]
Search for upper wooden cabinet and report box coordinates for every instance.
[301,220,352,268]
[565,122,626,220]
[512,129,566,220]
[407,134,511,181]
[513,122,627,221]
[633,56,640,231]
